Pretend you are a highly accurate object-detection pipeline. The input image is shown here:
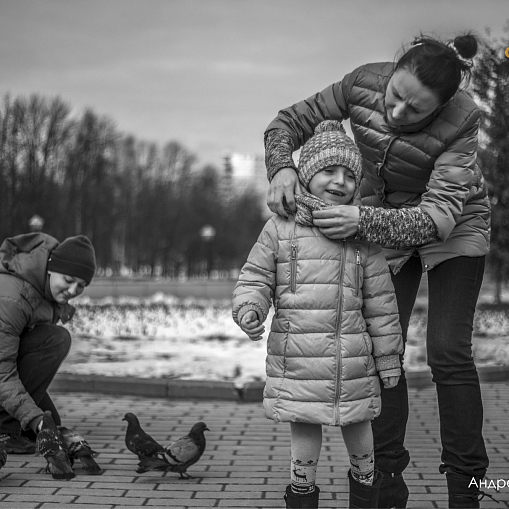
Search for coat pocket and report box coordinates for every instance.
[362,332,373,356]
[290,242,297,293]
[362,333,375,374]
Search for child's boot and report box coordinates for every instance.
[377,471,409,508]
[348,469,382,508]
[284,485,320,508]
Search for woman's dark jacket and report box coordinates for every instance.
[265,62,490,273]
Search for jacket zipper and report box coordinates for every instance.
[334,240,347,425]
[290,242,297,293]
[355,249,361,297]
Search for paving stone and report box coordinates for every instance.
[0,381,507,507]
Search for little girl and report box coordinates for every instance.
[232,121,404,509]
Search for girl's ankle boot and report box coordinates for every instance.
[447,473,497,508]
[284,485,320,508]
[377,471,409,508]
[348,470,382,509]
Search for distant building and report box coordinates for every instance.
[222,152,272,218]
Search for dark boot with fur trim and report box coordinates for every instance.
[348,469,382,508]
[284,485,320,508]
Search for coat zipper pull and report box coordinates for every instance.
[290,243,297,293]
[355,249,361,297]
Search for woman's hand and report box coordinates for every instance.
[267,168,302,219]
[240,310,265,341]
[312,205,360,239]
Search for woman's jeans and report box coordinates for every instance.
[0,324,71,434]
[373,254,489,480]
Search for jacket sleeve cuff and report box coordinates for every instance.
[375,354,400,373]
[21,409,44,432]
[379,367,401,379]
[234,304,265,326]
[357,206,439,249]
[264,129,297,182]
[28,415,44,434]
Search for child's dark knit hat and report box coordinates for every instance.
[47,235,96,285]
[297,120,363,189]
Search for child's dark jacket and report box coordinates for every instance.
[0,233,74,430]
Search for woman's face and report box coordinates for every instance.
[385,68,441,127]
[48,271,87,304]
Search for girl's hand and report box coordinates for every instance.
[381,376,400,389]
[312,205,360,239]
[240,310,265,341]
[267,168,302,219]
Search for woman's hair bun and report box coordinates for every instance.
[453,34,478,60]
[314,120,345,135]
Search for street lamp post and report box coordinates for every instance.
[28,214,44,232]
[199,225,216,279]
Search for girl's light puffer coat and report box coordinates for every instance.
[233,217,403,427]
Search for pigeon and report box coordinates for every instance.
[0,439,7,470]
[58,426,102,475]
[36,411,75,480]
[123,412,166,461]
[137,421,209,479]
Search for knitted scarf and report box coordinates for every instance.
[284,191,332,227]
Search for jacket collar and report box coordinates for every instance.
[383,104,445,134]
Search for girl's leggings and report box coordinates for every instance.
[290,420,374,493]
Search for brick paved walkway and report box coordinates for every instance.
[0,382,507,509]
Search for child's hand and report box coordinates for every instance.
[381,375,400,389]
[240,311,265,341]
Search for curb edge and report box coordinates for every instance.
[49,365,509,402]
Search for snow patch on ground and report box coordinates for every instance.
[62,292,509,384]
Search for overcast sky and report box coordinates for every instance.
[1,0,507,168]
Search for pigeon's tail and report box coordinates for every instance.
[79,455,102,475]
[136,456,172,474]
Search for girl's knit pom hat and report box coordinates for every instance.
[298,120,363,189]
[47,235,96,285]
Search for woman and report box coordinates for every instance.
[0,233,96,455]
[264,34,491,508]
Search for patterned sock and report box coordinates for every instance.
[290,458,318,494]
[350,450,375,486]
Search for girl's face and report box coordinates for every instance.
[385,68,441,127]
[48,271,87,304]
[308,165,356,205]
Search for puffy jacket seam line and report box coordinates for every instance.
[270,398,332,400]
[362,274,391,281]
[384,146,444,162]
[371,331,400,338]
[274,355,337,358]
[255,241,277,254]
[348,101,384,116]
[247,259,276,273]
